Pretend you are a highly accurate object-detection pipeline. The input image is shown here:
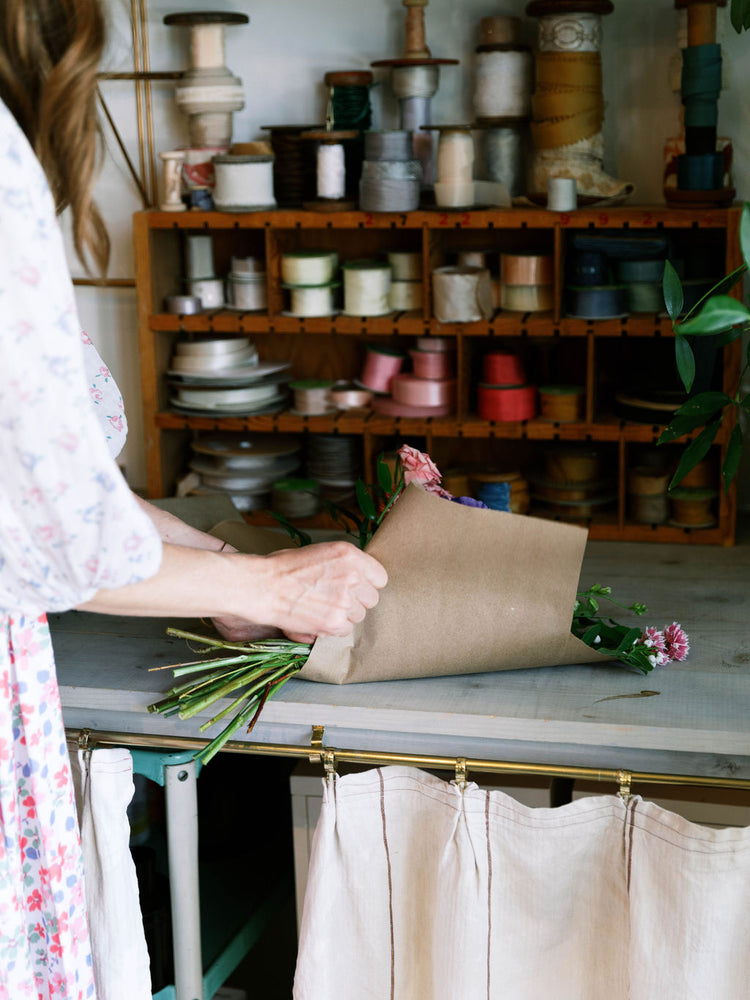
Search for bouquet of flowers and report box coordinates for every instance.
[149,446,688,763]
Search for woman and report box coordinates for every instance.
[0,2,387,997]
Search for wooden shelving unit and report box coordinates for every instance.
[134,204,742,545]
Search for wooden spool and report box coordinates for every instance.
[669,487,717,527]
[539,385,584,423]
[544,447,602,484]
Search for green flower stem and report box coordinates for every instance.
[195,696,263,765]
[176,662,287,719]
[170,655,255,678]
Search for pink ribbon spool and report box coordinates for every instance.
[483,351,525,385]
[391,374,456,408]
[359,346,405,393]
[478,383,537,422]
[409,349,454,380]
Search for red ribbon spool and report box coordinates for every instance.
[478,383,537,422]
[483,351,526,385]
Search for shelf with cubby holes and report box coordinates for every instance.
[133,203,742,544]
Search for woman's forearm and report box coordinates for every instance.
[132,494,229,551]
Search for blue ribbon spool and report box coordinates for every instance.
[571,251,608,287]
[476,481,511,512]
[677,152,723,191]
[566,285,629,320]
[681,44,722,129]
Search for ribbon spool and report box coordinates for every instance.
[475,124,526,199]
[225,273,267,311]
[281,251,339,286]
[500,285,554,312]
[261,124,321,206]
[282,283,339,318]
[359,158,422,212]
[626,282,665,313]
[483,351,525,385]
[365,129,415,161]
[301,129,359,210]
[371,0,459,185]
[164,294,202,315]
[289,379,335,416]
[566,284,628,319]
[539,385,584,422]
[330,382,374,411]
[391,374,456,408]
[432,265,494,323]
[544,446,602,484]
[186,277,224,309]
[388,250,422,280]
[164,11,247,148]
[478,384,537,422]
[627,466,670,524]
[424,125,476,207]
[342,260,392,316]
[409,347,453,379]
[184,234,215,280]
[669,487,717,528]
[212,154,276,211]
[473,48,533,120]
[389,280,423,311]
[359,344,406,393]
[501,252,554,286]
[272,478,322,519]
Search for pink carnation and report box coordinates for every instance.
[636,627,669,667]
[397,445,452,497]
[663,622,689,662]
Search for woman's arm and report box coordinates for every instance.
[76,540,387,640]
[131,494,230,552]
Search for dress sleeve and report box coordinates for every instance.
[0,100,163,616]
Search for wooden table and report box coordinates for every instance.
[53,519,750,785]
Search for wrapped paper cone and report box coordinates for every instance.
[301,484,606,683]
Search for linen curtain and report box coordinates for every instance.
[68,745,152,1000]
[294,766,750,1000]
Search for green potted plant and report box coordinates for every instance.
[657,0,750,492]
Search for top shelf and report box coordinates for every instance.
[141,204,742,232]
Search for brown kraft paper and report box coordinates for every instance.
[300,484,606,684]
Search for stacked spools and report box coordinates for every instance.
[181,233,224,309]
[615,258,666,314]
[359,130,422,212]
[370,336,456,418]
[225,255,267,311]
[532,447,614,520]
[388,250,423,311]
[525,0,633,203]
[186,432,301,512]
[305,434,361,503]
[473,14,532,200]
[477,349,537,422]
[281,250,340,317]
[499,252,553,312]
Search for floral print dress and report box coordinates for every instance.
[0,99,162,999]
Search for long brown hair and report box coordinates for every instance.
[0,0,109,274]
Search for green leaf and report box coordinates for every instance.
[268,511,312,547]
[674,336,695,393]
[714,326,746,349]
[356,479,376,520]
[657,392,731,444]
[722,422,744,493]
[669,417,723,489]
[376,452,393,493]
[615,627,643,655]
[662,260,684,323]
[741,203,750,268]
[731,0,745,31]
[676,296,750,336]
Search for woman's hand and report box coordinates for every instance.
[234,540,388,641]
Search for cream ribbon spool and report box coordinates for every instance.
[281,251,338,286]
[212,154,276,210]
[175,384,279,408]
[432,266,494,323]
[343,262,392,317]
[286,284,337,317]
[388,250,422,281]
[500,284,554,312]
[226,274,267,311]
[537,12,602,52]
[474,50,533,119]
[389,280,423,311]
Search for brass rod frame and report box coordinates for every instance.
[65,727,750,797]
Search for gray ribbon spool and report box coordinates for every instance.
[359,160,422,213]
[164,294,203,315]
[566,285,629,320]
[364,129,415,162]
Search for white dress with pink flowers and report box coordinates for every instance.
[0,99,162,999]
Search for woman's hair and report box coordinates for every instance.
[0,0,109,274]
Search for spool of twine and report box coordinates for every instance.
[262,124,320,206]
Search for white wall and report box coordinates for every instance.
[75,0,750,503]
